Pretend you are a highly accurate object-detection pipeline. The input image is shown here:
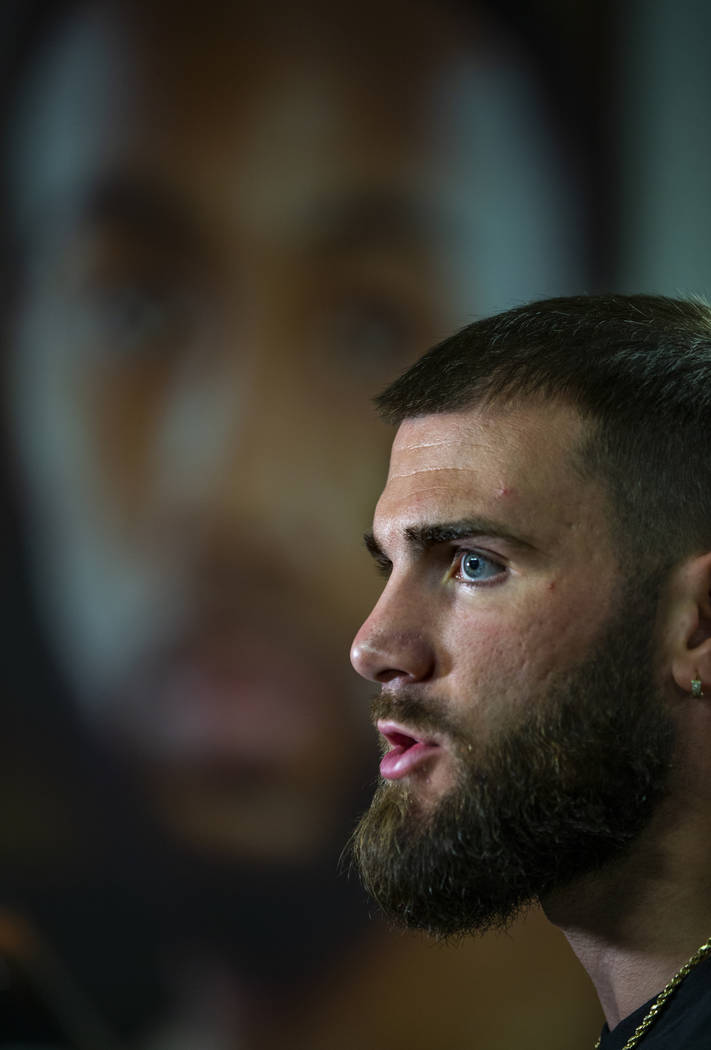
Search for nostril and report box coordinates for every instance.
[376,668,408,685]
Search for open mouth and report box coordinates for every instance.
[376,720,442,780]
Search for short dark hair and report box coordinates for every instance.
[376,293,711,565]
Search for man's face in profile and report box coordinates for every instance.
[349,402,675,934]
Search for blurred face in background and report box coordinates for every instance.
[4,0,580,862]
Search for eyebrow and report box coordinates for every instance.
[364,516,537,566]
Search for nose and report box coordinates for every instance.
[350,584,435,685]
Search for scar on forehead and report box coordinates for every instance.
[388,465,475,480]
[395,435,494,451]
[396,437,455,450]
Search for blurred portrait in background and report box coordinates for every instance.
[0,0,600,1046]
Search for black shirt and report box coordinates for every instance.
[597,953,711,1049]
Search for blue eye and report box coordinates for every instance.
[455,551,504,584]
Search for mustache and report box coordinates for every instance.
[369,690,468,747]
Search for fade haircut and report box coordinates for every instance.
[376,293,711,566]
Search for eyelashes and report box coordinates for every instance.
[450,549,506,585]
[368,544,508,587]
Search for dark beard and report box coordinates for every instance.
[348,576,676,938]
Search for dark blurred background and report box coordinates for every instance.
[0,1,704,1047]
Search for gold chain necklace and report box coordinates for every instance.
[593,936,711,1050]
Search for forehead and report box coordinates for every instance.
[378,401,606,546]
[390,398,587,474]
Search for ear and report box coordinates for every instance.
[668,551,711,697]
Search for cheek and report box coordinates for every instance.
[512,579,609,686]
[442,613,519,707]
[442,579,612,719]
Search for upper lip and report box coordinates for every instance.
[376,720,442,750]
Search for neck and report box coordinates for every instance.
[542,795,711,1031]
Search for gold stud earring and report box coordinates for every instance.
[691,676,704,698]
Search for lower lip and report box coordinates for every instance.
[380,741,442,780]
